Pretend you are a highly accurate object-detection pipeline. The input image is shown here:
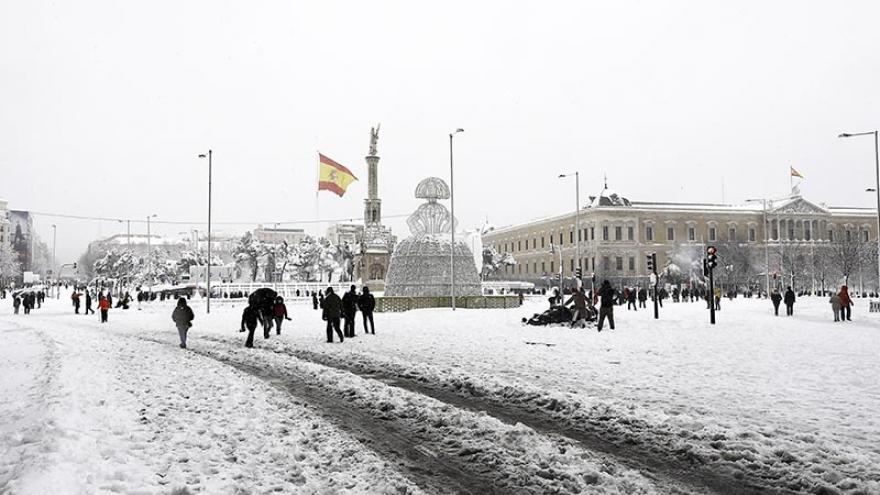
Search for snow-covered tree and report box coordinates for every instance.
[175,248,221,278]
[233,232,266,282]
[318,238,341,282]
[0,243,22,285]
[292,236,321,281]
[93,249,136,282]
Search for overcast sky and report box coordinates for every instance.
[2,1,880,263]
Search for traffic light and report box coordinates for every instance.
[706,245,717,270]
[72,262,77,269]
[646,253,657,273]
[575,267,583,278]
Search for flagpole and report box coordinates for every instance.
[316,152,321,239]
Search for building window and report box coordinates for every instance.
[772,225,778,240]
[532,238,536,249]
[518,264,522,274]
[602,226,609,241]
[550,261,555,273]
[541,237,545,248]
[578,229,582,242]
[846,230,852,242]
[518,240,522,251]
[646,226,654,242]
[667,226,675,242]
[541,261,546,273]
[728,228,736,242]
[709,227,716,242]
[804,221,812,241]
[533,262,537,274]
[627,226,634,241]
[590,227,595,240]
[687,227,695,241]
[615,256,623,271]
[614,226,622,241]
[525,263,528,274]
[559,233,563,245]
[749,228,756,242]
[591,257,595,270]
[788,221,795,240]
[628,256,635,271]
[570,230,574,243]
[602,257,610,271]
[863,230,869,242]
[828,230,834,241]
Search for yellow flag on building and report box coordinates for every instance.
[790,166,804,179]
[318,153,357,197]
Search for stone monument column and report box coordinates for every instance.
[364,154,381,226]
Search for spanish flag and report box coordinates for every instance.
[790,166,805,179]
[318,153,357,197]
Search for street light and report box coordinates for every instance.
[838,131,880,291]
[449,129,464,310]
[745,198,772,296]
[198,150,213,313]
[558,172,580,287]
[51,224,57,297]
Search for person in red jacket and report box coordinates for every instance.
[838,285,853,322]
[272,297,291,335]
[98,296,111,323]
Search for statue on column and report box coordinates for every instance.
[369,123,381,156]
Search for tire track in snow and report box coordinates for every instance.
[133,335,498,495]
[199,335,794,495]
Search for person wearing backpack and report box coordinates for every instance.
[172,298,195,349]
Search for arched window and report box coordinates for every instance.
[369,264,385,280]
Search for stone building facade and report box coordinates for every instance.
[482,186,877,290]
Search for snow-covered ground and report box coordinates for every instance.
[1,292,878,494]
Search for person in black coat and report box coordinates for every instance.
[172,298,195,349]
[770,289,782,316]
[85,291,95,314]
[596,280,617,332]
[341,285,359,338]
[241,305,260,348]
[358,286,376,334]
[312,291,319,310]
[637,287,647,308]
[322,287,344,343]
[783,286,796,316]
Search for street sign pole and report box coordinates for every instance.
[652,253,659,319]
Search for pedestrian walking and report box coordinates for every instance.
[273,297,291,335]
[637,287,647,308]
[23,293,33,314]
[783,286,795,316]
[565,287,590,328]
[342,285,359,338]
[596,280,617,332]
[626,288,637,311]
[71,291,81,314]
[358,286,376,334]
[770,289,782,316]
[312,291,319,310]
[838,285,853,321]
[85,291,95,314]
[13,295,21,314]
[241,305,259,347]
[322,287,344,343]
[98,296,110,323]
[713,287,721,311]
[829,292,842,322]
[171,297,194,349]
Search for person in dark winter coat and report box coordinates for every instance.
[172,298,195,348]
[72,291,81,314]
[783,287,796,316]
[596,280,617,332]
[838,285,853,321]
[770,289,782,316]
[322,287,344,343]
[358,286,376,334]
[565,287,590,328]
[273,297,291,335]
[626,288,637,311]
[85,291,94,314]
[13,295,21,314]
[342,285,359,338]
[241,305,260,348]
[637,287,647,308]
[312,291,319,310]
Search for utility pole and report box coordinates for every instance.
[449,129,463,310]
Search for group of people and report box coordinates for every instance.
[318,285,376,343]
[768,285,855,322]
[548,280,619,331]
[11,290,46,314]
[71,289,114,322]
